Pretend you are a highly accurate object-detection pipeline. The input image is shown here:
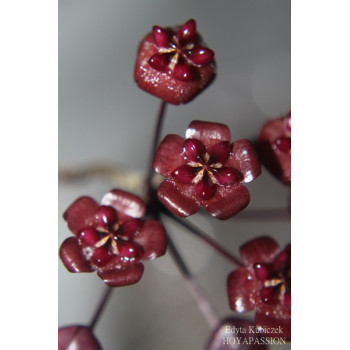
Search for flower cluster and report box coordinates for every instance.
[153,120,261,220]
[134,19,216,104]
[59,189,166,287]
[227,236,291,340]
[60,17,291,350]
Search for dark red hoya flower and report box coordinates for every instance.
[59,189,167,287]
[134,19,216,105]
[227,237,291,340]
[256,112,291,185]
[152,120,261,220]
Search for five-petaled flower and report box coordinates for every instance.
[256,112,291,185]
[134,19,216,105]
[152,120,261,220]
[227,236,291,340]
[59,189,167,287]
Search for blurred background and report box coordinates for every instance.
[58,1,291,349]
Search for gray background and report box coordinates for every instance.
[59,1,291,349]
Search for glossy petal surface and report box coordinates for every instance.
[58,326,102,350]
[184,138,206,162]
[177,19,196,46]
[133,220,167,260]
[204,184,250,220]
[227,267,259,313]
[226,139,261,183]
[240,236,280,266]
[118,219,142,240]
[63,196,99,235]
[173,62,194,82]
[188,47,215,66]
[172,165,200,184]
[152,25,170,48]
[157,180,201,217]
[149,53,171,71]
[59,237,94,273]
[152,134,185,177]
[208,141,231,164]
[195,174,217,200]
[97,263,144,287]
[185,120,231,148]
[211,167,243,185]
[101,189,146,223]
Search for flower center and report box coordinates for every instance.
[253,246,291,308]
[78,206,143,267]
[158,37,195,70]
[187,152,223,185]
[148,20,214,82]
[171,139,243,200]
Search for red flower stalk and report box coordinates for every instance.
[134,19,216,105]
[153,120,261,220]
[227,237,291,340]
[256,112,291,185]
[59,189,167,287]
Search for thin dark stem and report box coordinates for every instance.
[145,100,167,195]
[166,233,220,329]
[162,211,244,267]
[88,286,114,331]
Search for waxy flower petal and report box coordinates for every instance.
[152,25,170,48]
[63,196,99,235]
[185,120,231,148]
[152,134,185,177]
[226,139,262,183]
[60,237,95,273]
[227,267,259,313]
[240,236,280,266]
[153,121,260,219]
[101,189,146,224]
[188,47,215,66]
[173,62,195,82]
[133,220,167,260]
[97,263,144,287]
[59,189,167,287]
[158,180,201,217]
[204,184,250,220]
[172,165,199,184]
[177,19,196,46]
